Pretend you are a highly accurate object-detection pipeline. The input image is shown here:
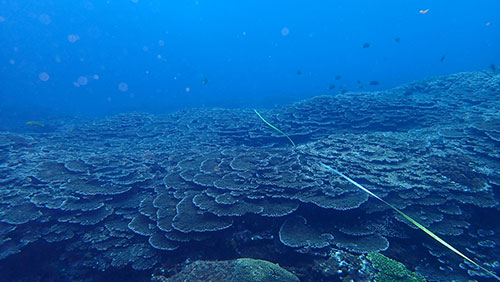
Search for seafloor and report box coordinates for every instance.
[0,71,499,282]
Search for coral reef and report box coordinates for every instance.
[0,71,499,280]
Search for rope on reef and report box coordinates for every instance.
[253,109,500,281]
[254,109,295,147]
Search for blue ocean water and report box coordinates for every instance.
[1,1,499,117]
[1,1,500,282]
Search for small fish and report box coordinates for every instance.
[201,77,208,85]
[394,37,401,43]
[362,42,371,48]
[356,80,361,84]
[335,75,342,80]
[328,84,335,90]
[296,70,302,75]
[25,121,45,127]
[340,88,347,94]
[419,9,429,14]
[491,64,497,71]
[369,80,379,86]
[440,55,446,63]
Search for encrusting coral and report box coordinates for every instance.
[367,253,426,282]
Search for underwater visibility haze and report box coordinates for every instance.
[1,1,500,281]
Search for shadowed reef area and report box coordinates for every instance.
[0,71,499,281]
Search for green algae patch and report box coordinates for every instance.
[367,253,426,282]
[232,258,299,282]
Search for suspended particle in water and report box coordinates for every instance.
[281,27,289,36]
[92,74,99,80]
[77,76,88,86]
[185,87,191,93]
[9,59,15,65]
[38,72,50,82]
[67,34,80,43]
[0,16,5,23]
[158,40,165,47]
[118,82,129,92]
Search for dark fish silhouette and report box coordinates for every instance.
[394,37,401,43]
[369,80,379,86]
[362,42,371,48]
[340,88,347,94]
[335,75,342,80]
[202,77,208,84]
[356,80,361,84]
[328,84,335,90]
[491,64,496,71]
[440,55,446,62]
[296,70,302,75]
